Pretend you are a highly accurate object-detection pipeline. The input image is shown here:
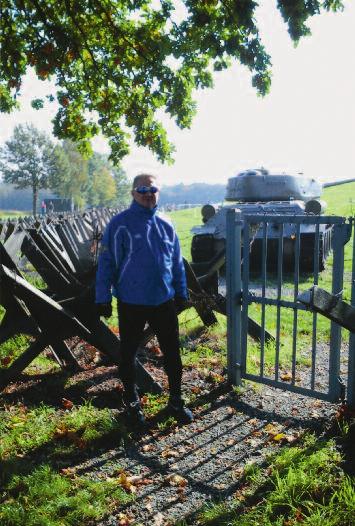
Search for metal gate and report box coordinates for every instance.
[226,209,355,405]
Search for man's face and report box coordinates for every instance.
[132,176,160,209]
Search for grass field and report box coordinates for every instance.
[0,210,30,219]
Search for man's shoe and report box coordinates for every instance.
[125,400,146,427]
[167,397,194,424]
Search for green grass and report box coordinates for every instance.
[0,464,131,526]
[0,401,124,469]
[322,182,355,217]
[0,401,130,526]
[168,207,201,260]
[140,392,169,418]
[196,433,355,526]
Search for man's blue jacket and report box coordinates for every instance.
[95,200,188,306]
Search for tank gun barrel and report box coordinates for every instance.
[323,177,355,188]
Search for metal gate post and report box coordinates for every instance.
[329,223,346,401]
[348,219,355,408]
[226,209,243,386]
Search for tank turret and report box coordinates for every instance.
[225,168,322,203]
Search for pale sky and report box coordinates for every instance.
[1,0,354,186]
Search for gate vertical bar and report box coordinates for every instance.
[241,220,250,374]
[329,222,345,401]
[348,219,355,407]
[275,224,284,381]
[226,209,242,386]
[311,224,320,390]
[291,223,301,384]
[260,221,267,377]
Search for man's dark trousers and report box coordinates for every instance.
[118,299,183,400]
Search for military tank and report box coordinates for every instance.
[191,168,339,275]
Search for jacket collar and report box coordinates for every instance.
[130,199,158,217]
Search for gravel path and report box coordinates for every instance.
[70,373,341,526]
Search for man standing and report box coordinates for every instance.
[95,173,193,426]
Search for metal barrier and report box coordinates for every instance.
[226,209,354,406]
[0,208,221,393]
[0,208,162,393]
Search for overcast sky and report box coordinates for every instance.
[1,0,354,186]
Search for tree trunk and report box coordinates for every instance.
[32,185,38,216]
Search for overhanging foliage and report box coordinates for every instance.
[0,0,344,163]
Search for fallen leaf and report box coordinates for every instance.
[61,398,74,410]
[165,474,188,487]
[234,490,246,501]
[117,472,137,493]
[280,371,292,381]
[126,475,153,486]
[162,448,179,458]
[76,438,87,449]
[141,478,154,486]
[215,483,227,490]
[151,345,163,357]
[142,444,156,452]
[273,433,286,442]
[153,512,165,526]
[232,467,244,480]
[60,467,76,478]
[295,508,304,522]
[285,433,298,443]
[1,356,12,366]
[264,423,281,436]
[54,426,68,438]
[117,513,133,525]
[207,371,224,383]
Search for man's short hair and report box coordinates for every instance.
[132,173,157,190]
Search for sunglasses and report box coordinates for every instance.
[134,185,159,194]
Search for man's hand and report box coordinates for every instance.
[174,296,189,312]
[96,303,112,318]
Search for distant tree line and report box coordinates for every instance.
[0,183,56,212]
[0,179,227,212]
[0,124,131,214]
[159,182,225,206]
